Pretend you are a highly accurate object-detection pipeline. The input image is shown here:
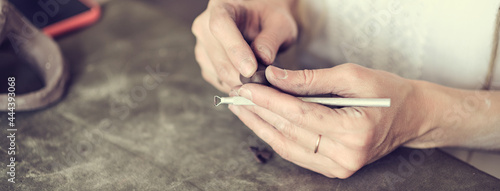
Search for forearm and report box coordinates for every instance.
[408,80,500,150]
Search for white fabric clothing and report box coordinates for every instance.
[295,0,500,90]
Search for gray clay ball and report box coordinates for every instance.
[240,64,270,85]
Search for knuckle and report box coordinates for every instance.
[256,35,279,50]
[348,107,365,119]
[191,16,202,36]
[276,148,290,161]
[228,44,251,58]
[261,95,273,110]
[194,45,205,63]
[323,160,355,179]
[360,131,376,148]
[201,71,212,81]
[340,63,361,72]
[299,69,316,88]
[322,172,337,178]
[287,102,313,127]
[209,15,225,35]
[208,5,234,36]
[336,169,355,179]
[348,132,375,150]
[276,121,298,142]
[338,63,366,83]
[344,155,367,172]
[192,11,210,38]
[270,140,290,160]
[215,65,231,80]
[340,63,359,73]
[323,150,367,173]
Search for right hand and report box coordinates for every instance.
[192,0,298,93]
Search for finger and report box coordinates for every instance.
[200,34,242,88]
[246,104,368,172]
[209,3,257,77]
[265,64,377,97]
[238,84,351,137]
[228,104,350,178]
[202,70,231,93]
[246,104,319,151]
[196,42,231,92]
[192,10,208,39]
[204,45,241,88]
[251,12,297,64]
[194,13,241,89]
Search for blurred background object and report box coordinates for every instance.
[8,0,100,37]
[0,0,68,111]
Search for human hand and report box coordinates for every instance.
[192,0,298,93]
[228,64,434,178]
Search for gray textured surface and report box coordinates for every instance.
[1,0,500,190]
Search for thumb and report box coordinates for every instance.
[265,65,359,96]
[251,13,297,64]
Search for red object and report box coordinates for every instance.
[43,0,101,37]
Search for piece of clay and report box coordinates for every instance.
[249,146,273,163]
[240,63,270,85]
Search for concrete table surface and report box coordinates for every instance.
[1,0,499,190]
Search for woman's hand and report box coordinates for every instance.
[228,64,436,178]
[192,0,298,93]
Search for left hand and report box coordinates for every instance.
[228,64,435,178]
[191,0,298,93]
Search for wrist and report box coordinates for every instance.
[405,80,500,149]
[403,80,453,148]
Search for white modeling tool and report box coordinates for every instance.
[214,96,391,107]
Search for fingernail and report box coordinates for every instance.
[238,87,252,100]
[258,45,272,63]
[239,58,255,77]
[228,105,240,115]
[271,66,288,80]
